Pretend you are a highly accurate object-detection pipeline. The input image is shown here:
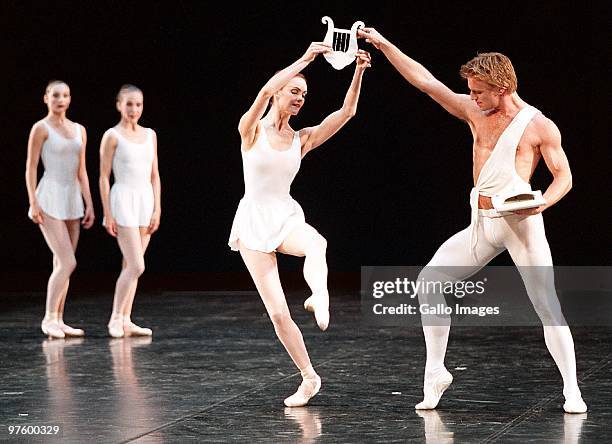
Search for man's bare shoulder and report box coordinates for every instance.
[531,112,561,143]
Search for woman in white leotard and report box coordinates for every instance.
[25,80,95,339]
[99,84,161,338]
[230,42,371,407]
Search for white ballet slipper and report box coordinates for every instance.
[58,321,85,337]
[563,396,588,413]
[41,319,65,339]
[108,316,125,338]
[284,375,322,407]
[303,292,330,331]
[123,321,153,337]
[415,369,453,410]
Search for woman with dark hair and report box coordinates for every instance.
[25,80,95,338]
[229,42,371,406]
[100,84,161,338]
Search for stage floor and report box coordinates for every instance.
[1,291,610,443]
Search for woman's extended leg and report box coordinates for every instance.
[239,242,321,407]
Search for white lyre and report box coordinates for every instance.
[321,16,365,70]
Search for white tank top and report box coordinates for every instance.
[110,127,154,188]
[40,120,82,184]
[469,105,539,259]
[242,126,301,202]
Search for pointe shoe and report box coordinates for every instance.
[563,396,588,413]
[123,321,153,337]
[41,319,65,339]
[58,321,85,337]
[284,375,322,407]
[415,369,453,410]
[303,293,330,331]
[108,317,125,338]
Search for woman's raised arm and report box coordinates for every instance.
[238,42,332,147]
[300,50,371,157]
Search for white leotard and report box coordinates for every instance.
[108,127,155,227]
[228,126,305,252]
[28,120,84,220]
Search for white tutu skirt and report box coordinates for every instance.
[109,183,154,227]
[228,197,305,253]
[28,177,84,220]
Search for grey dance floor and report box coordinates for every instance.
[1,290,610,443]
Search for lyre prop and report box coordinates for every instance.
[321,16,365,70]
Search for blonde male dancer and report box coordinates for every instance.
[360,27,587,413]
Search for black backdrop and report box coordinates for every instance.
[2,2,608,278]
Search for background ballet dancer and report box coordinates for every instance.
[99,84,161,338]
[359,27,587,413]
[229,41,371,406]
[25,80,95,339]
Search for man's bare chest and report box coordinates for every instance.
[472,116,540,163]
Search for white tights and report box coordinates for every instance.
[239,223,328,371]
[109,226,151,328]
[39,215,80,327]
[418,213,583,405]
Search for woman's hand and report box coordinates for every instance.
[355,49,372,70]
[301,42,333,63]
[30,202,45,225]
[82,206,95,229]
[148,210,161,234]
[104,215,118,237]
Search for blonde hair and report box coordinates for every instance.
[460,52,517,93]
[269,73,307,106]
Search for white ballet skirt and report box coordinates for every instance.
[229,126,305,252]
[107,127,155,227]
[110,183,155,227]
[28,120,84,220]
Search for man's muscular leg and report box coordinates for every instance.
[416,222,503,409]
[502,214,587,413]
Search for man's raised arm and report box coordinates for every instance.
[359,27,472,121]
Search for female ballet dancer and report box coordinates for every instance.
[99,84,161,338]
[229,42,371,406]
[25,80,95,339]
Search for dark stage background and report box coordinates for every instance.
[1,2,608,287]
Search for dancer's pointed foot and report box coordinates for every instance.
[41,319,65,339]
[284,374,322,407]
[58,321,85,337]
[563,394,587,413]
[415,368,453,410]
[304,291,329,331]
[123,321,152,337]
[108,315,125,338]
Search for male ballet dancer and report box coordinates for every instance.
[359,27,587,413]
